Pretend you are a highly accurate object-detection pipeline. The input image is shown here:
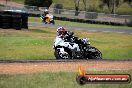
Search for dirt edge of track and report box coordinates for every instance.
[0,60,132,74]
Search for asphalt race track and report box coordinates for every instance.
[29,22,132,34]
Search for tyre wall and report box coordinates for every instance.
[0,11,28,30]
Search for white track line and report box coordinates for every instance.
[88,30,98,32]
[102,31,112,33]
[117,32,125,34]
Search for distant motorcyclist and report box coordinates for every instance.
[40,9,54,24]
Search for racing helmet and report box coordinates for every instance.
[44,9,49,14]
[57,27,66,35]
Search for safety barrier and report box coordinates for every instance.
[0,11,28,30]
[0,5,132,27]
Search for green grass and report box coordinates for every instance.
[0,28,56,60]
[116,3,132,15]
[55,20,132,29]
[0,70,132,88]
[29,17,132,29]
[0,4,5,7]
[0,27,132,60]
[11,0,25,4]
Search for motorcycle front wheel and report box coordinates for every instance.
[54,49,71,59]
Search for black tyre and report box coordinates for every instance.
[44,22,48,24]
[50,20,55,24]
[21,16,28,24]
[87,46,102,59]
[21,23,28,29]
[12,15,22,30]
[12,19,22,23]
[54,49,71,59]
[0,14,1,28]
[2,22,11,29]
[21,16,28,29]
[2,18,11,22]
[0,22,1,28]
[12,15,21,23]
[1,14,12,29]
[76,75,87,85]
[12,22,22,30]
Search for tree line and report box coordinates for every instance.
[25,0,132,15]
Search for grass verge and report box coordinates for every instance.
[0,70,132,88]
[29,17,132,29]
[0,27,132,60]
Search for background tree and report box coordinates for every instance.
[99,0,124,14]
[73,0,87,16]
[73,0,80,16]
[24,0,52,8]
[82,0,87,11]
[124,0,132,7]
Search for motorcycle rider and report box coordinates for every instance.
[54,26,74,49]
[57,27,74,42]
[41,9,54,24]
[56,27,87,46]
[41,9,49,17]
[42,9,49,23]
[44,9,49,16]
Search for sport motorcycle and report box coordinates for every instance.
[53,33,102,59]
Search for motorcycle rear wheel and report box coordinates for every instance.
[50,20,55,24]
[87,46,102,59]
